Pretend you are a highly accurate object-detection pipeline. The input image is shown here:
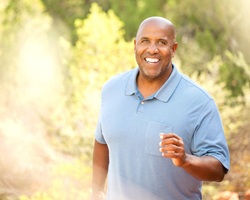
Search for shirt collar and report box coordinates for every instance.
[125,68,139,96]
[125,64,182,102]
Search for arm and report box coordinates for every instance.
[92,140,109,200]
[179,153,226,181]
[159,133,226,182]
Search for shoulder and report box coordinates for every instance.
[102,68,136,92]
[179,73,212,100]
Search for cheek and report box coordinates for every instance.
[135,45,146,54]
[162,49,173,59]
[135,49,144,61]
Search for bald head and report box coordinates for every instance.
[136,17,176,41]
[133,16,178,82]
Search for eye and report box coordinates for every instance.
[141,39,149,43]
[158,40,167,45]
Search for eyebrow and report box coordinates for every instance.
[139,37,149,40]
[139,37,169,42]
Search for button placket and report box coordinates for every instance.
[137,100,145,113]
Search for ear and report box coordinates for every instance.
[171,42,178,58]
[134,39,137,53]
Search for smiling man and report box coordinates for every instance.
[134,17,178,99]
[92,17,230,200]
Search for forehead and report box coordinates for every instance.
[137,21,172,40]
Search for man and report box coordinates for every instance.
[92,17,230,200]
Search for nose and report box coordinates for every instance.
[147,43,159,54]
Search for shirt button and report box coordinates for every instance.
[141,101,145,105]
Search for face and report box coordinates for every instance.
[134,19,178,82]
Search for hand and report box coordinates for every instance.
[159,133,186,167]
[91,192,105,200]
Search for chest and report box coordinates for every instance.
[100,94,199,154]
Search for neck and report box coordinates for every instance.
[137,66,173,98]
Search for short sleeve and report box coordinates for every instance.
[95,117,107,144]
[94,88,107,144]
[192,100,230,171]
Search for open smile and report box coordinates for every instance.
[145,57,160,64]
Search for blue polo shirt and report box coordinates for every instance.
[95,65,230,200]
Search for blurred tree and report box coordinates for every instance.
[0,0,67,124]
[40,0,168,42]
[0,0,68,199]
[219,51,250,97]
[39,0,250,98]
[0,0,45,75]
[165,0,250,97]
[49,2,135,158]
[107,0,167,40]
[41,0,86,43]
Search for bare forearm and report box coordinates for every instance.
[159,133,226,182]
[181,154,226,182]
[92,165,108,193]
[92,140,109,198]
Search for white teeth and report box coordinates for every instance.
[145,58,159,63]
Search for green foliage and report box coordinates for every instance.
[39,0,250,96]
[19,159,92,200]
[46,3,135,158]
[107,0,167,40]
[74,2,134,86]
[41,0,86,43]
[219,50,250,97]
[165,0,250,97]
[0,0,49,74]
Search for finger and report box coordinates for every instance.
[161,151,175,158]
[160,133,181,140]
[159,144,185,158]
[159,143,182,153]
[160,147,182,158]
[159,137,182,147]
